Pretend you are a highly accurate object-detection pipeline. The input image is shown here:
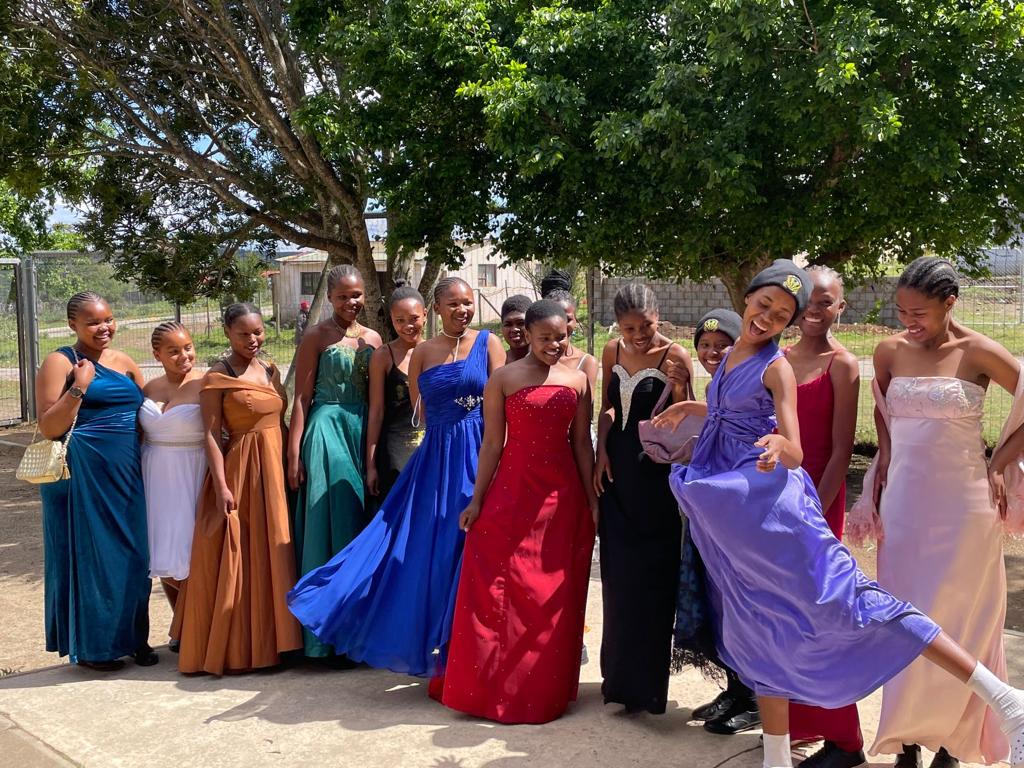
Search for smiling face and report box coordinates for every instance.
[526,315,568,367]
[799,272,845,338]
[501,311,528,350]
[617,309,659,352]
[435,281,475,334]
[329,274,365,326]
[390,297,426,344]
[69,300,116,351]
[895,286,955,343]
[696,330,733,375]
[225,312,266,360]
[154,328,196,376]
[742,286,797,343]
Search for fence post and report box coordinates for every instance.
[586,267,596,356]
[16,254,40,420]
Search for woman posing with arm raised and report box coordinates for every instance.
[35,291,153,671]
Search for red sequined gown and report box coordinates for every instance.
[436,385,596,723]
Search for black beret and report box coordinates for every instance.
[694,309,742,347]
[745,259,812,323]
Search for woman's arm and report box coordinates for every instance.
[36,352,89,439]
[976,340,1024,516]
[760,358,803,471]
[286,329,321,490]
[487,332,506,373]
[571,375,599,522]
[815,350,860,513]
[459,372,507,530]
[199,373,232,515]
[581,353,599,394]
[872,340,896,506]
[666,343,695,403]
[365,346,390,496]
[594,341,617,496]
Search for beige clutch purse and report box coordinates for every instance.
[16,416,76,484]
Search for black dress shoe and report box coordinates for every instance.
[703,700,761,735]
[168,639,180,654]
[133,646,159,667]
[928,748,959,768]
[894,744,923,768]
[799,741,866,768]
[692,691,735,722]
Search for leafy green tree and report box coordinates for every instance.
[463,0,1024,306]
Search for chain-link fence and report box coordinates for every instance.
[0,260,23,425]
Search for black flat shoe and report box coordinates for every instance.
[78,659,125,672]
[799,741,866,768]
[692,691,735,722]
[894,744,923,768]
[168,639,180,654]
[133,646,159,666]
[928,748,959,768]
[703,703,761,735]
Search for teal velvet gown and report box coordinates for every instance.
[39,347,151,663]
[292,341,373,657]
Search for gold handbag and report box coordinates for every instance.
[16,415,77,484]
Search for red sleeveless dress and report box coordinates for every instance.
[435,385,596,723]
[786,350,863,750]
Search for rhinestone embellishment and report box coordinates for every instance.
[455,395,484,411]
[613,364,668,428]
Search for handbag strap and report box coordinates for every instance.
[58,346,81,455]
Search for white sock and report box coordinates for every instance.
[966,662,1024,733]
[762,732,793,768]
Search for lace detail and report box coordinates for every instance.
[612,364,668,428]
[886,376,986,420]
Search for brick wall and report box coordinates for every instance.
[594,276,899,328]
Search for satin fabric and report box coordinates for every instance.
[288,331,491,676]
[39,348,151,663]
[670,343,939,707]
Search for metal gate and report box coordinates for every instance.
[0,257,37,425]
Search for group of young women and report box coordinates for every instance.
[32,258,1024,768]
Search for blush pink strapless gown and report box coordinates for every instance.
[871,377,1009,764]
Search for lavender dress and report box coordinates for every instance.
[669,343,939,708]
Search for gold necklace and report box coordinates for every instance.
[332,314,362,339]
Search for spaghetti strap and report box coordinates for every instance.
[615,340,622,363]
[387,343,398,367]
[656,343,674,370]
[576,353,590,371]
[824,350,837,374]
[220,359,238,378]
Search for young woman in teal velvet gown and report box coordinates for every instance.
[34,291,156,670]
[288,265,382,658]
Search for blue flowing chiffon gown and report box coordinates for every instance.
[39,347,151,663]
[288,330,491,675]
[669,343,940,707]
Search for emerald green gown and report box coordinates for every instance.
[293,342,373,657]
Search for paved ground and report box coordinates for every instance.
[2,426,1024,767]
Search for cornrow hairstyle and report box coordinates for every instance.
[388,279,425,310]
[432,276,471,305]
[66,291,105,320]
[807,264,845,296]
[613,282,659,318]
[545,288,575,308]
[223,302,262,328]
[151,320,188,351]
[501,294,532,319]
[326,264,362,293]
[540,269,573,297]
[897,256,960,300]
[525,298,567,328]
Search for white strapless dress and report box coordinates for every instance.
[139,399,207,580]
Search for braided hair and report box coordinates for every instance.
[66,291,106,320]
[432,276,471,305]
[389,279,425,310]
[327,264,362,293]
[540,269,573,297]
[223,302,262,328]
[897,256,960,300]
[151,320,188,350]
[613,283,658,318]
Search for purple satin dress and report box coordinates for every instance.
[669,343,939,708]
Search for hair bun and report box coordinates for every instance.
[541,269,573,298]
[393,278,409,289]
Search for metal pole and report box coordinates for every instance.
[586,267,596,357]
[174,302,182,323]
[17,254,40,420]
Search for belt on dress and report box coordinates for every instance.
[145,438,204,449]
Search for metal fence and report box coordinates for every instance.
[0,260,24,425]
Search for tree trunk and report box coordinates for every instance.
[718,257,772,314]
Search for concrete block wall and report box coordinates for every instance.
[594,276,899,328]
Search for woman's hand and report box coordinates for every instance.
[988,462,1008,520]
[459,501,481,532]
[590,500,600,526]
[754,434,786,473]
[215,484,235,517]
[666,359,688,389]
[72,358,96,392]
[651,400,701,431]
[366,464,380,497]
[287,453,305,492]
[593,449,613,496]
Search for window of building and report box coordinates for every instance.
[300,271,319,295]
[477,264,497,288]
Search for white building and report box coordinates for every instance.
[272,241,538,325]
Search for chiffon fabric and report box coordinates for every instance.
[871,377,1009,764]
[438,385,595,723]
[288,331,492,676]
[39,348,151,663]
[172,369,302,674]
[292,343,372,657]
[669,343,940,707]
[139,399,206,580]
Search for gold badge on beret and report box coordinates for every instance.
[703,318,719,332]
[783,275,802,294]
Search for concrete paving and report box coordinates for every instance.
[1,575,1021,768]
